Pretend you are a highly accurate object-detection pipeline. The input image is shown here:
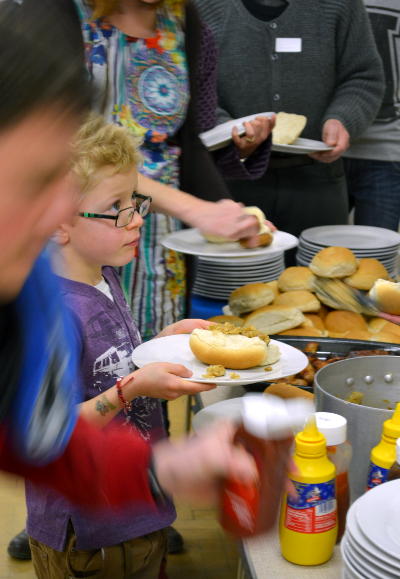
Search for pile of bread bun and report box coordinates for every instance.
[202,206,273,248]
[212,246,400,344]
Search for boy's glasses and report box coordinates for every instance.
[79,193,152,228]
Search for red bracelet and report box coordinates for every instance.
[116,377,133,415]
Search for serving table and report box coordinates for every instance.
[196,386,343,579]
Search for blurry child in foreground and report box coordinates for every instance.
[25,115,214,579]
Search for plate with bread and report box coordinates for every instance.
[132,323,308,386]
[199,111,274,152]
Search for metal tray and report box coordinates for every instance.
[244,336,400,392]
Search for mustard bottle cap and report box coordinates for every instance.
[295,415,327,457]
[315,412,347,446]
[383,403,400,440]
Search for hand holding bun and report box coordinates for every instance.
[189,324,280,370]
[203,206,273,248]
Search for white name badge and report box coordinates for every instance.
[275,38,302,53]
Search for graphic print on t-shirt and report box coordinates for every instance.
[367,1,400,122]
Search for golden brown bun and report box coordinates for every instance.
[208,315,244,327]
[229,282,275,315]
[244,305,305,334]
[278,267,316,292]
[239,231,273,248]
[344,258,389,291]
[265,382,314,400]
[273,290,320,312]
[368,317,400,338]
[309,246,358,278]
[325,310,368,334]
[265,280,280,298]
[327,329,371,341]
[272,112,307,145]
[279,327,325,337]
[317,305,331,319]
[203,206,272,244]
[369,279,400,315]
[370,330,400,345]
[189,328,280,369]
[302,314,325,332]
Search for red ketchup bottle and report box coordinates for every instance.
[220,394,314,538]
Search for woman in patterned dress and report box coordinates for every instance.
[74,0,273,340]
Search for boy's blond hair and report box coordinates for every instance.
[72,114,142,194]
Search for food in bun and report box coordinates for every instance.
[278,266,316,292]
[309,246,358,278]
[369,279,400,315]
[273,290,320,312]
[203,206,273,248]
[344,258,389,291]
[189,323,280,370]
[244,305,305,334]
[229,282,275,315]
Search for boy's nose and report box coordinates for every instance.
[126,210,143,230]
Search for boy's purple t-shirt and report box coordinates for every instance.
[26,267,175,551]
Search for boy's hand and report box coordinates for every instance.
[132,362,216,400]
[156,319,211,338]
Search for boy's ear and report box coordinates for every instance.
[52,225,70,246]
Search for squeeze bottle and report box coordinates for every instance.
[279,416,337,565]
[220,394,314,538]
[388,438,400,481]
[315,412,351,543]
[367,402,400,490]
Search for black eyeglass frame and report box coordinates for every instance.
[78,193,152,228]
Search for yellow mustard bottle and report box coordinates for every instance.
[279,416,337,565]
[367,402,400,490]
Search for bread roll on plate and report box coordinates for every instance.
[229,282,275,315]
[208,315,244,327]
[244,305,305,334]
[324,310,368,334]
[272,112,307,145]
[278,267,316,292]
[273,290,320,312]
[203,206,273,248]
[309,246,358,278]
[344,258,389,291]
[369,279,400,315]
[189,328,280,370]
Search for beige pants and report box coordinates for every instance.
[29,526,168,579]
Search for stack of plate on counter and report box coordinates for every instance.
[296,225,400,277]
[192,253,285,300]
[341,479,400,579]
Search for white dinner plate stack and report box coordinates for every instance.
[341,479,400,579]
[296,225,400,277]
[192,252,285,301]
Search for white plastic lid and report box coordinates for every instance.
[241,394,314,440]
[315,412,347,446]
[396,438,400,464]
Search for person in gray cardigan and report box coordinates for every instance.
[195,0,385,260]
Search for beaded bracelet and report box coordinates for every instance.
[116,377,133,415]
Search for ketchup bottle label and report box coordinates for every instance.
[220,479,260,535]
[284,480,336,534]
[367,462,389,489]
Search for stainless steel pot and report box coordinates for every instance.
[314,356,400,501]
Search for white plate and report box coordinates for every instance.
[301,225,400,250]
[132,334,308,387]
[199,112,274,151]
[198,254,285,264]
[161,228,298,258]
[272,137,334,154]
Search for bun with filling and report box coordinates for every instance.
[189,325,280,369]
[278,267,316,292]
[344,258,389,291]
[229,282,275,315]
[273,290,320,312]
[244,305,305,334]
[369,279,400,315]
[309,246,358,278]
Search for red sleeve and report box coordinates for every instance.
[0,417,156,510]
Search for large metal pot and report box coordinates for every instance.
[314,356,400,501]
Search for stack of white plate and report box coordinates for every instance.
[341,479,400,579]
[193,253,285,300]
[296,225,400,277]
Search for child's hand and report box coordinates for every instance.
[156,319,211,338]
[132,362,216,400]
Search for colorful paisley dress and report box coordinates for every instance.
[76,1,188,340]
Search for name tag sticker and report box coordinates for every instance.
[275,38,302,53]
